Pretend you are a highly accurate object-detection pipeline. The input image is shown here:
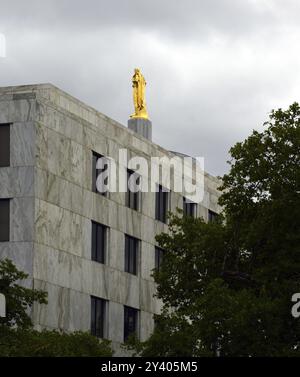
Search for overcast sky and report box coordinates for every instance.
[1,0,299,176]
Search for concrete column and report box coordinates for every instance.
[128,118,152,141]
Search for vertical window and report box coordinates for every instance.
[92,151,108,196]
[91,296,107,338]
[0,199,9,242]
[125,235,139,275]
[155,247,164,271]
[126,169,140,211]
[92,221,107,264]
[124,306,138,341]
[208,209,218,223]
[0,124,10,167]
[155,185,169,223]
[183,197,197,218]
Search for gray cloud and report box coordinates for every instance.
[0,0,283,37]
[1,0,300,175]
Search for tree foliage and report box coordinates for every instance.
[0,327,113,357]
[0,258,47,329]
[134,103,300,356]
[0,259,113,357]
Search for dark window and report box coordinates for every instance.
[153,316,159,330]
[155,247,164,271]
[208,209,218,223]
[183,197,197,218]
[91,296,107,338]
[126,169,140,211]
[155,185,169,223]
[0,124,10,167]
[0,199,9,242]
[92,221,107,264]
[92,151,108,196]
[124,306,138,341]
[125,235,139,275]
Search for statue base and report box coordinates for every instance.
[128,118,152,141]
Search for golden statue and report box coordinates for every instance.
[130,68,149,119]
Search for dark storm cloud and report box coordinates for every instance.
[1,0,300,175]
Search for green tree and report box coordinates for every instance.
[0,258,47,329]
[133,103,300,356]
[0,259,113,356]
[0,327,113,357]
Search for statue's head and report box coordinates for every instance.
[134,68,140,74]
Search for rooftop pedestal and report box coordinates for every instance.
[128,118,152,141]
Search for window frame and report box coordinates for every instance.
[183,197,197,218]
[0,199,10,242]
[124,305,139,342]
[126,169,140,211]
[155,246,164,271]
[91,296,107,339]
[125,234,139,275]
[0,123,10,168]
[155,184,169,223]
[92,151,109,197]
[208,209,218,223]
[91,221,107,264]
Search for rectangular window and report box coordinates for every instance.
[155,247,164,271]
[124,306,138,341]
[125,234,139,275]
[92,221,107,264]
[91,296,107,338]
[183,197,197,218]
[208,209,218,223]
[0,199,9,242]
[126,169,140,211]
[0,124,10,167]
[155,185,169,223]
[92,151,108,196]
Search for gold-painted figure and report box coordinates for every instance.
[130,68,149,119]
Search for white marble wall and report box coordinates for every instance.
[0,97,36,288]
[0,84,222,353]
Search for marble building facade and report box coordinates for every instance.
[0,84,221,353]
